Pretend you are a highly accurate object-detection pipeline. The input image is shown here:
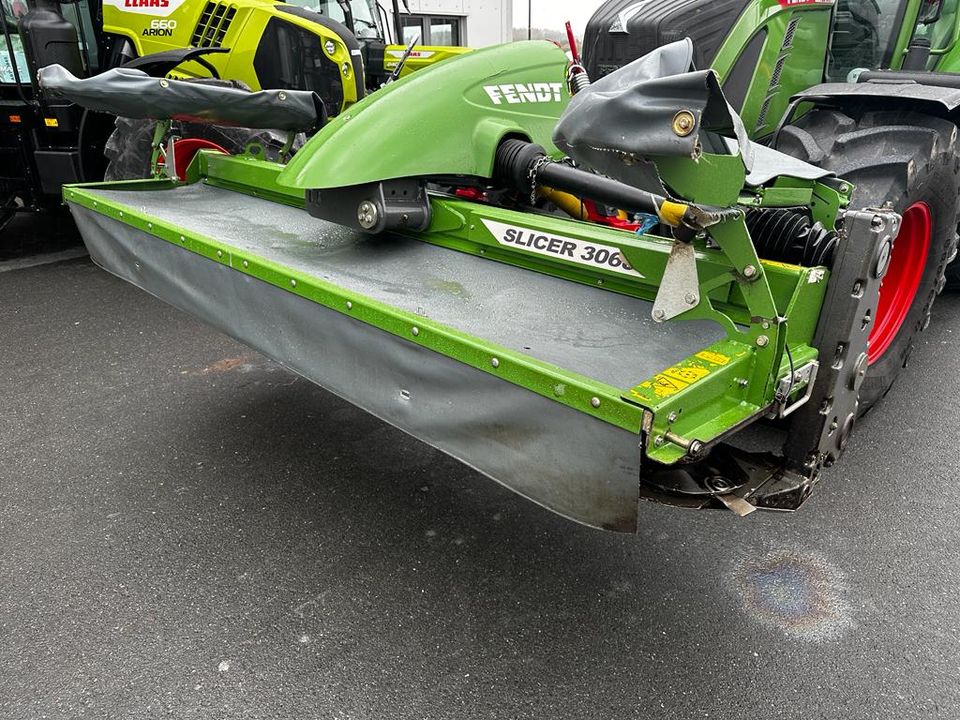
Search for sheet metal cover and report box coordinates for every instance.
[38,65,323,132]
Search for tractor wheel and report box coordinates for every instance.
[103,117,287,181]
[103,79,288,181]
[776,109,960,413]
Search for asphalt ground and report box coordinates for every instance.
[2,220,960,719]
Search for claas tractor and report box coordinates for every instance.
[0,0,465,231]
[37,0,960,532]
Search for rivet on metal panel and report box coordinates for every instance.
[412,326,420,336]
[491,358,500,368]
[290,279,297,288]
[346,301,353,310]
[591,397,601,408]
[216,250,223,258]
[179,235,185,243]
[242,260,249,268]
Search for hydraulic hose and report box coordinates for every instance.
[493,139,735,231]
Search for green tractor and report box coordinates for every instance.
[0,0,465,230]
[584,0,960,408]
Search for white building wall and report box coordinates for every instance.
[389,0,513,47]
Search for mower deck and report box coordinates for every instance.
[66,179,742,532]
[79,184,725,389]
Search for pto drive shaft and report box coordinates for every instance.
[493,139,733,232]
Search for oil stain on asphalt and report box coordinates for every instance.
[729,550,853,642]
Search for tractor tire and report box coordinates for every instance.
[776,109,960,413]
[103,79,288,181]
[103,117,287,181]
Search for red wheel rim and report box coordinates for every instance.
[170,138,228,182]
[868,201,931,365]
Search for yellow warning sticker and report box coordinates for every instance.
[663,365,710,384]
[44,117,58,128]
[646,374,690,399]
[696,350,731,366]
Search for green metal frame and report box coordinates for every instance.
[65,149,832,467]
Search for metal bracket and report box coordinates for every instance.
[651,240,700,322]
[768,360,819,419]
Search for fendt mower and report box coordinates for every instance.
[0,0,464,231]
[42,25,917,531]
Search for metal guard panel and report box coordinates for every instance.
[278,41,571,189]
[70,205,645,532]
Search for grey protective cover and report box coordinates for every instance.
[553,39,828,190]
[38,64,323,131]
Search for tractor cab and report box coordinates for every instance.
[829,0,960,78]
[1,0,112,221]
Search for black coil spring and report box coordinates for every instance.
[744,208,839,268]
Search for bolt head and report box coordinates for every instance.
[357,201,380,230]
[743,265,758,279]
[672,110,696,137]
[684,293,698,305]
[491,358,500,368]
[412,326,420,337]
[653,309,666,322]
[756,335,770,348]
[591,397,601,409]
[875,239,892,279]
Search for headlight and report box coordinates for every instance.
[324,39,336,55]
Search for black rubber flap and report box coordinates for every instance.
[553,39,753,192]
[38,64,323,132]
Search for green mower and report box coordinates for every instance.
[43,0,960,531]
